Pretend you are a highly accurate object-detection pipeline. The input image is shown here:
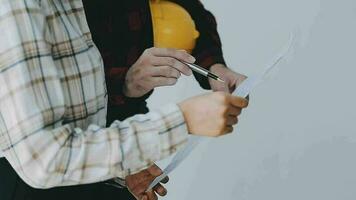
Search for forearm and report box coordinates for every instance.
[0,104,188,189]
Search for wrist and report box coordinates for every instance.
[122,80,144,98]
[210,63,227,73]
[122,82,154,105]
[122,82,135,98]
[177,101,192,134]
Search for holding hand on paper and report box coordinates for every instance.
[209,64,247,93]
[179,92,249,137]
[126,164,169,200]
[125,93,248,200]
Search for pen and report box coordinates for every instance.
[180,60,225,83]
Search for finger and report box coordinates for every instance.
[152,57,192,76]
[229,84,237,93]
[147,164,163,177]
[145,190,158,200]
[149,47,196,63]
[153,183,168,197]
[226,116,238,126]
[228,95,249,108]
[229,73,247,93]
[160,176,169,184]
[141,195,148,200]
[224,126,234,134]
[151,66,181,79]
[151,77,178,87]
[227,106,242,116]
[228,77,240,93]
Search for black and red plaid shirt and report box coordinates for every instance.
[83,0,226,124]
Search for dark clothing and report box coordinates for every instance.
[0,158,135,200]
[83,0,226,124]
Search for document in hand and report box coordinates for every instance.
[148,33,295,190]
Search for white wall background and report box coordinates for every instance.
[148,0,356,199]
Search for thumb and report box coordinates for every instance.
[229,81,237,93]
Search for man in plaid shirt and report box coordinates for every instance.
[0,0,249,200]
[82,0,248,199]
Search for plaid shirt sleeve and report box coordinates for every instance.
[173,0,227,89]
[0,0,188,189]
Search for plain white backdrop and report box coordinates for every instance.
[148,0,356,199]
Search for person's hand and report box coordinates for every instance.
[178,92,248,137]
[209,64,247,93]
[126,164,169,200]
[123,48,195,98]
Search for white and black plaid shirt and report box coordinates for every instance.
[0,0,188,188]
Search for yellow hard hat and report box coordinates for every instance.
[150,0,200,53]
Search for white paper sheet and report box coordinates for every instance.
[148,33,295,190]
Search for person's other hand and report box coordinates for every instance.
[123,48,195,98]
[209,64,247,93]
[126,164,169,200]
[178,92,248,137]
